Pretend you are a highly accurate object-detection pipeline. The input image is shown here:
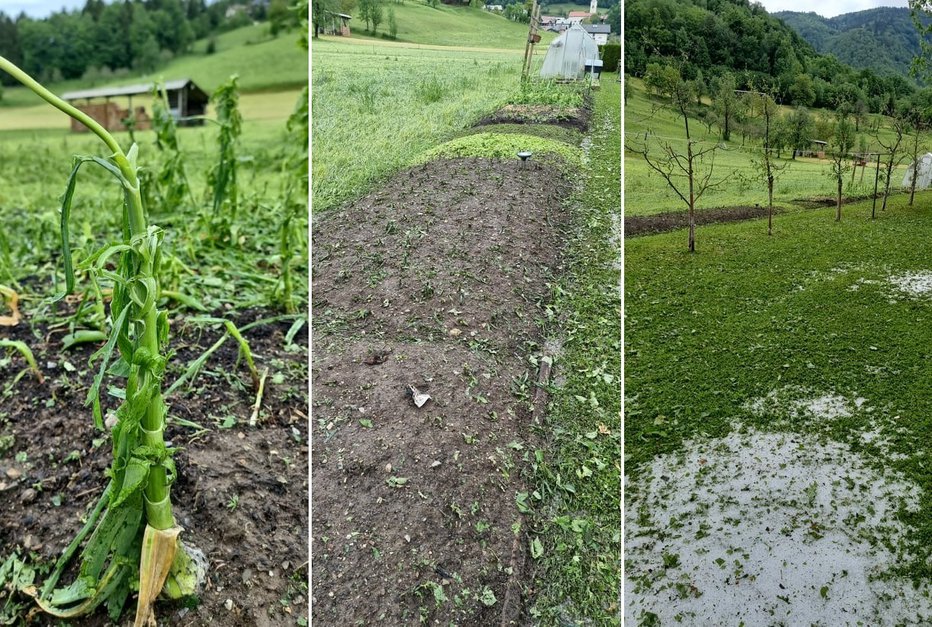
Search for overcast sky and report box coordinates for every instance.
[0,0,85,18]
[0,0,913,19]
[757,0,908,18]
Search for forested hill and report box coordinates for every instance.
[775,8,932,79]
[625,0,917,113]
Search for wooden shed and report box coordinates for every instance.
[60,79,209,133]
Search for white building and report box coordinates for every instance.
[583,23,610,45]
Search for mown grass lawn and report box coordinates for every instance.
[625,193,932,579]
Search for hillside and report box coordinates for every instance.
[776,8,931,79]
[1,24,307,109]
[343,2,555,49]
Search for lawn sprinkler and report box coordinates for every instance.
[517,151,532,169]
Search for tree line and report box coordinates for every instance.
[0,0,302,87]
[625,0,919,116]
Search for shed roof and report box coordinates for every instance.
[583,24,611,33]
[61,79,202,101]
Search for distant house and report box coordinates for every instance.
[484,4,504,11]
[798,140,828,159]
[541,15,571,32]
[583,23,610,45]
[61,79,208,133]
[567,10,591,24]
[225,4,248,18]
[323,11,352,36]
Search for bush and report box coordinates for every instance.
[599,43,620,73]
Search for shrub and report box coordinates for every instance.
[599,43,620,73]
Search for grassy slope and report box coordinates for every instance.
[0,89,303,132]
[310,38,525,211]
[624,78,922,216]
[529,79,621,625]
[0,24,307,111]
[344,2,555,48]
[625,191,932,579]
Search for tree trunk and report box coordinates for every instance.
[768,176,774,236]
[883,162,893,211]
[688,141,696,253]
[836,172,843,221]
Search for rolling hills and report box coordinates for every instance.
[776,7,932,79]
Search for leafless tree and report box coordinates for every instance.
[831,106,856,222]
[624,80,731,252]
[747,91,789,236]
[873,113,908,213]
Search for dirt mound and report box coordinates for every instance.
[311,157,573,624]
[0,310,308,626]
[624,205,774,237]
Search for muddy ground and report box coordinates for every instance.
[311,158,574,624]
[0,308,308,626]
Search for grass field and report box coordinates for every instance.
[625,191,932,606]
[310,37,533,211]
[342,2,556,48]
[624,78,923,216]
[0,24,307,110]
[625,67,932,619]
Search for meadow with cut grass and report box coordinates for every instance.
[0,23,309,626]
[624,44,932,627]
[312,16,620,625]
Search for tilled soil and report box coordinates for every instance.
[0,309,308,626]
[311,158,574,624]
[624,205,776,237]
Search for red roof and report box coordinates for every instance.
[568,11,591,17]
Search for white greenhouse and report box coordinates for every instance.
[539,23,601,80]
[903,152,932,190]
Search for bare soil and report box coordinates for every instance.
[311,157,573,624]
[476,102,590,132]
[624,205,776,237]
[0,309,308,625]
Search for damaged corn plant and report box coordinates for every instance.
[204,75,242,242]
[0,57,202,624]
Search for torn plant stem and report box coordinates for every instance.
[0,54,185,620]
[250,368,269,427]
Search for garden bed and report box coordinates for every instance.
[0,310,308,626]
[624,205,776,237]
[311,157,573,624]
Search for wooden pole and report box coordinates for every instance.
[522,0,540,80]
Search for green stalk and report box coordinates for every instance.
[0,56,173,531]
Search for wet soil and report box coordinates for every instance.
[0,308,308,626]
[624,205,777,237]
[311,157,574,624]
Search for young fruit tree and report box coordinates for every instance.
[0,56,201,625]
[624,78,730,252]
[747,91,789,236]
[903,103,926,207]
[874,112,907,213]
[831,105,856,221]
